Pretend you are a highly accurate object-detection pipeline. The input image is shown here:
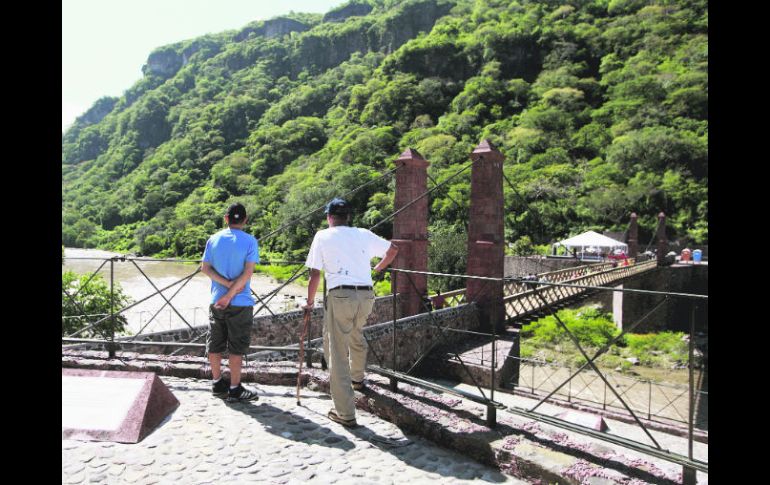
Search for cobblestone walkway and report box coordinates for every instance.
[62,376,528,484]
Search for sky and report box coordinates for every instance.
[62,0,345,133]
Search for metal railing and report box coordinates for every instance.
[62,255,316,360]
[507,355,707,427]
[503,258,657,321]
[364,266,707,479]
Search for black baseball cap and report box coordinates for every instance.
[226,203,247,222]
[324,198,350,215]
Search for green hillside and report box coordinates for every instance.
[62,0,708,261]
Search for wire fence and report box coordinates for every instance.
[503,355,708,428]
[367,265,708,476]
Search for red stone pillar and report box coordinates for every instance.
[656,212,667,266]
[465,140,505,333]
[627,212,639,258]
[392,148,429,317]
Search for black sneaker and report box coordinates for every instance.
[212,377,230,398]
[227,384,259,403]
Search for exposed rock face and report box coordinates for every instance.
[142,48,183,78]
[291,0,453,75]
[264,18,309,38]
[379,0,454,52]
[235,17,309,42]
[322,2,373,23]
[74,97,118,127]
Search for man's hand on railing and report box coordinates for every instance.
[372,268,386,283]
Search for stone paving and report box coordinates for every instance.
[62,376,529,484]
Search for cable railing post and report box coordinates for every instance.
[532,362,535,394]
[390,270,398,391]
[648,380,653,420]
[683,301,697,485]
[603,378,607,411]
[108,258,116,358]
[487,329,497,428]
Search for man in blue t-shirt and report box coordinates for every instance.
[201,203,260,402]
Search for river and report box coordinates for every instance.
[62,248,308,335]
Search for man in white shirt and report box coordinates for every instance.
[304,198,398,427]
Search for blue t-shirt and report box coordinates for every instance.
[202,228,260,307]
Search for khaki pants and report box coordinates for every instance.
[324,288,375,420]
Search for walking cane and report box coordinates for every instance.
[296,308,311,406]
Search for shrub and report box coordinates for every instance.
[624,331,688,365]
[62,271,132,337]
[521,306,620,349]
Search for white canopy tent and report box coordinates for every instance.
[552,231,627,257]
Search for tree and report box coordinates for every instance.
[62,271,132,338]
[427,222,467,292]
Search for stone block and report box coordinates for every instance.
[62,368,179,443]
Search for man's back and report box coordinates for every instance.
[203,228,259,306]
[306,226,390,288]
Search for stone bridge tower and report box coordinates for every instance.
[391,148,429,318]
[465,140,505,333]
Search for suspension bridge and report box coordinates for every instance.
[62,140,707,484]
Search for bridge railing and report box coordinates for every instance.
[433,258,653,318]
[503,259,656,321]
[374,265,706,481]
[437,287,468,308]
[436,259,635,309]
[503,260,631,295]
[509,355,706,427]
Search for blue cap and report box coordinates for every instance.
[324,198,350,215]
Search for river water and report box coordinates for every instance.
[62,248,308,335]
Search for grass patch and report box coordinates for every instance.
[625,332,689,367]
[520,305,689,374]
[521,306,620,349]
[254,264,308,286]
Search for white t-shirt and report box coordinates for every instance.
[305,226,392,289]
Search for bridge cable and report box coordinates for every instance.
[369,160,473,232]
[260,164,401,243]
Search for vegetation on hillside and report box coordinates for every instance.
[63,0,708,281]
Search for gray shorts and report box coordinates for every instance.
[206,305,253,355]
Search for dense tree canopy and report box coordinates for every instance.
[63,0,708,263]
